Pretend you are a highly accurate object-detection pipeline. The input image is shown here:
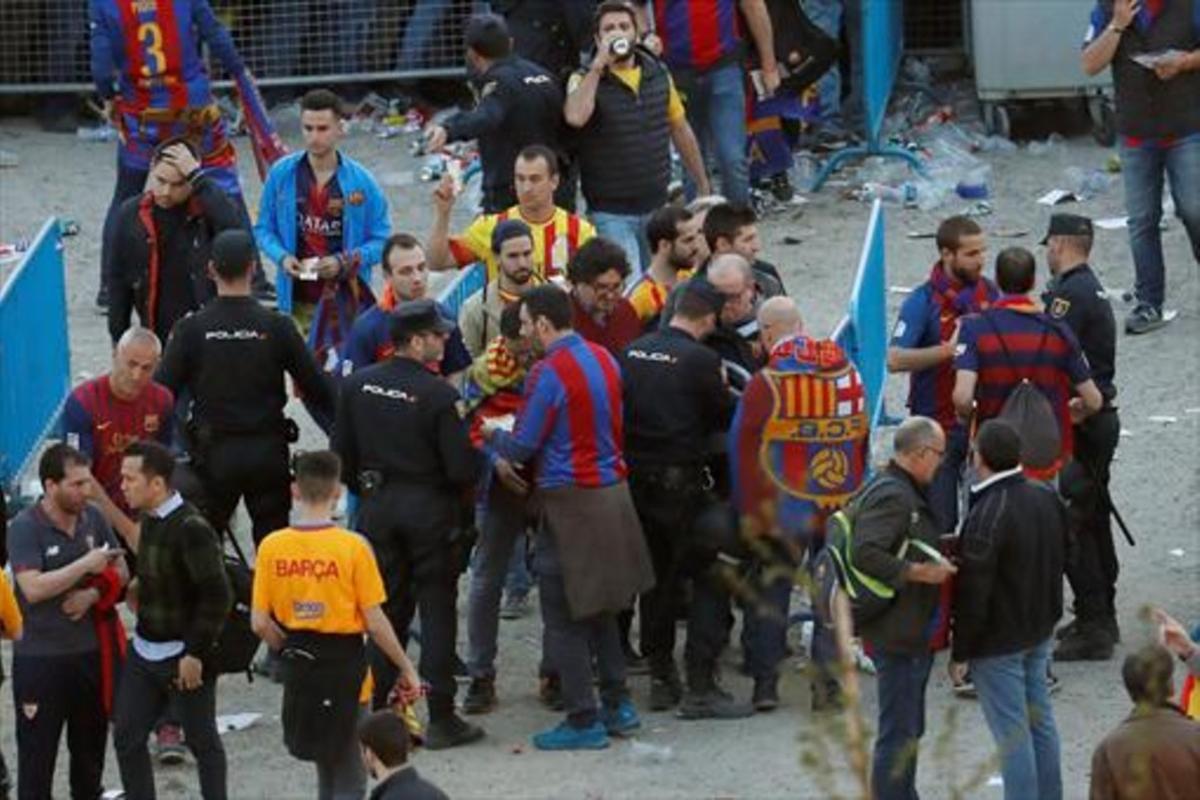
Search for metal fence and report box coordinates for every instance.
[0,0,479,95]
[0,219,71,490]
[832,199,888,430]
[904,0,967,54]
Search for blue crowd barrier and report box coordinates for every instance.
[813,0,922,190]
[0,219,71,489]
[831,200,888,430]
[436,262,486,318]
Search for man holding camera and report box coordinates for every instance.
[565,1,710,274]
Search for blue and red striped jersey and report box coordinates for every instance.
[61,375,174,512]
[956,297,1091,463]
[89,0,243,112]
[294,157,346,305]
[653,0,742,72]
[492,332,628,489]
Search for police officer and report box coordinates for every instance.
[1041,214,1122,661]
[333,299,484,750]
[620,280,750,718]
[156,229,333,546]
[424,13,565,213]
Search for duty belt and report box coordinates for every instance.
[631,463,713,492]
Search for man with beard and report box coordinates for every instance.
[627,205,704,328]
[459,220,543,358]
[887,216,998,536]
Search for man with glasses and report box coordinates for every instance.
[852,417,957,800]
[567,237,643,357]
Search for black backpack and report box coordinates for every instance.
[983,315,1063,473]
[210,527,259,677]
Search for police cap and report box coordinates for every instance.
[390,299,455,343]
[1041,213,1094,245]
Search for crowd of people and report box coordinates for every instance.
[2,1,1199,799]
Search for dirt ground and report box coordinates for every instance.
[0,96,1198,799]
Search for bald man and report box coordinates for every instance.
[730,297,870,712]
[63,328,175,518]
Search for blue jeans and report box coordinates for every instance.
[926,424,968,534]
[590,210,653,277]
[970,639,1062,800]
[396,0,489,70]
[1122,136,1200,310]
[803,0,844,127]
[674,62,750,206]
[467,486,530,679]
[744,544,836,684]
[871,650,934,800]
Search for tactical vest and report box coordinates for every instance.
[1109,0,1200,139]
[577,50,673,215]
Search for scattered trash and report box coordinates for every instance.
[790,153,821,193]
[780,235,804,245]
[1027,133,1065,156]
[1185,408,1200,415]
[1163,309,1179,323]
[629,741,675,764]
[0,149,18,168]
[1169,549,1186,558]
[1119,429,1134,438]
[960,201,993,218]
[101,790,125,800]
[510,743,525,755]
[380,171,416,188]
[216,712,261,734]
[1063,167,1114,199]
[76,124,118,142]
[991,229,1029,239]
[975,135,1018,154]
[1096,217,1128,230]
[861,182,917,205]
[1105,153,1122,173]
[1148,416,1178,424]
[889,285,914,294]
[61,219,81,237]
[1037,189,1077,206]
[987,774,1004,788]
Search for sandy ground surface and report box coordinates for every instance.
[1,99,1198,799]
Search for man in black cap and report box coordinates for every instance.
[333,299,485,750]
[458,219,541,358]
[620,279,749,717]
[156,229,333,546]
[424,13,565,214]
[1041,214,1122,662]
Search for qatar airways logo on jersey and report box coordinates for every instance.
[626,349,677,364]
[205,329,268,341]
[275,558,341,581]
[299,214,343,237]
[362,384,417,403]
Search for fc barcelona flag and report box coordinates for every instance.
[731,335,870,540]
[234,69,288,181]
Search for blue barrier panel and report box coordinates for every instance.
[0,219,70,487]
[813,0,921,190]
[831,200,888,429]
[436,262,486,318]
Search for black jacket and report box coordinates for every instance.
[108,175,243,345]
[445,55,564,212]
[368,767,449,800]
[1042,264,1116,403]
[155,295,333,435]
[854,463,945,656]
[951,470,1067,661]
[1107,0,1200,140]
[621,326,735,466]
[333,357,481,496]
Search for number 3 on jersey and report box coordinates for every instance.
[138,22,166,78]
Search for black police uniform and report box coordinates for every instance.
[620,322,736,701]
[332,325,481,727]
[444,55,564,213]
[1044,261,1121,640]
[156,295,333,544]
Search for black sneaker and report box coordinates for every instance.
[649,676,682,711]
[453,653,470,683]
[952,675,977,700]
[1055,619,1078,641]
[1125,303,1168,335]
[424,714,485,750]
[677,687,754,720]
[1104,615,1121,644]
[752,677,780,712]
[462,677,497,715]
[95,285,109,311]
[624,649,651,677]
[1054,624,1114,661]
[1046,671,1062,696]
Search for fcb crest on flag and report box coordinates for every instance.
[757,337,869,510]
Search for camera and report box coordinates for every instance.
[609,37,632,57]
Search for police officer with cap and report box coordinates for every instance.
[156,229,333,545]
[333,299,484,749]
[620,279,751,718]
[1041,213,1122,662]
[424,13,565,213]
